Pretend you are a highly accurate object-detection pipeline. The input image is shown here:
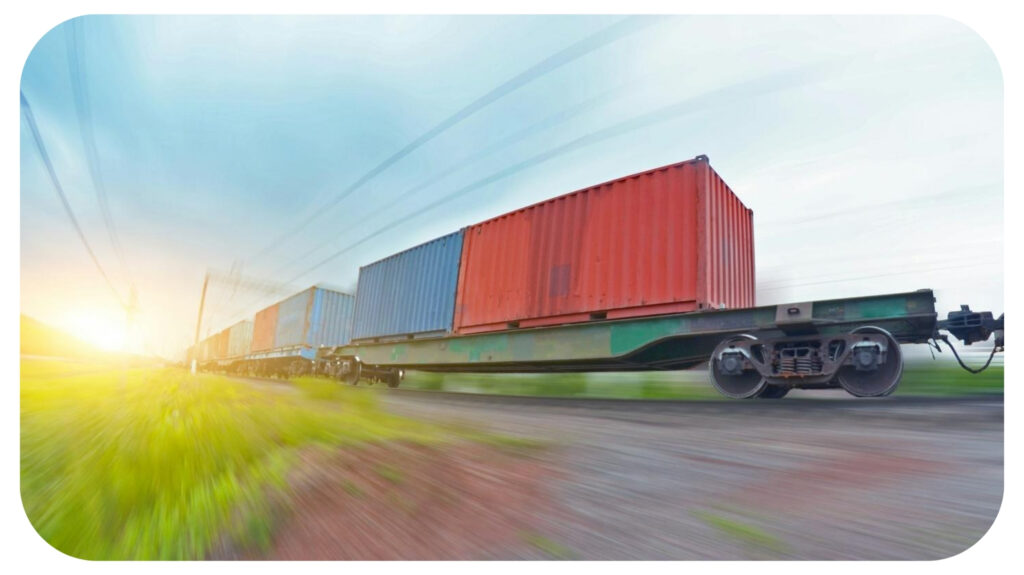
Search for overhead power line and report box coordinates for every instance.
[282,58,844,286]
[268,76,635,280]
[65,19,133,287]
[246,16,658,264]
[21,90,127,310]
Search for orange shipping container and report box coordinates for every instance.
[214,328,230,359]
[452,156,754,334]
[251,303,279,352]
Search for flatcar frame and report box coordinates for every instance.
[318,289,954,397]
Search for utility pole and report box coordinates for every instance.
[191,272,209,375]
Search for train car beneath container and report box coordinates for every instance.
[453,155,754,334]
[237,286,356,376]
[351,230,464,342]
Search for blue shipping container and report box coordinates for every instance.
[273,286,355,350]
[352,229,464,341]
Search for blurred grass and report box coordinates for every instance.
[520,531,576,559]
[402,370,722,400]
[20,359,441,560]
[401,361,1003,400]
[691,510,787,557]
[898,362,1003,396]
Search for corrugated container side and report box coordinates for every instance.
[274,288,314,349]
[308,288,355,347]
[227,320,254,358]
[199,337,212,361]
[698,164,756,309]
[351,230,464,341]
[251,303,279,352]
[453,157,754,334]
[215,329,230,359]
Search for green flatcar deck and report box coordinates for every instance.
[322,290,938,374]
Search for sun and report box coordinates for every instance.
[59,308,127,352]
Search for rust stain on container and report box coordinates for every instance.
[453,156,754,334]
[251,302,279,352]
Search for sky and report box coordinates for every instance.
[19,15,1003,359]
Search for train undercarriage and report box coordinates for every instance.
[319,290,1003,399]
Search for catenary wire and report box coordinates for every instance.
[279,58,844,288]
[245,16,658,264]
[65,19,133,288]
[21,91,127,310]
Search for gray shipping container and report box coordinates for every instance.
[273,286,355,350]
[351,229,464,341]
[227,320,253,358]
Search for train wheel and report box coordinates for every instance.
[710,334,767,399]
[756,385,790,399]
[837,326,903,397]
[339,361,361,386]
[385,369,403,389]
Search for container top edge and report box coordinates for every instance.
[466,155,718,229]
[358,228,465,271]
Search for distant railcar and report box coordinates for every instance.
[227,286,355,376]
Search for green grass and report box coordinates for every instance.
[401,370,722,400]
[20,359,441,560]
[898,362,1003,396]
[374,464,405,485]
[520,531,575,559]
[340,479,365,498]
[691,510,786,556]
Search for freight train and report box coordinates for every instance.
[191,156,1004,398]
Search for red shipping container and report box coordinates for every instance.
[251,303,279,352]
[453,156,754,334]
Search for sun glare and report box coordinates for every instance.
[60,309,127,352]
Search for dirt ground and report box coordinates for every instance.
[262,441,564,560]
[375,392,1003,560]
[235,389,1003,560]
